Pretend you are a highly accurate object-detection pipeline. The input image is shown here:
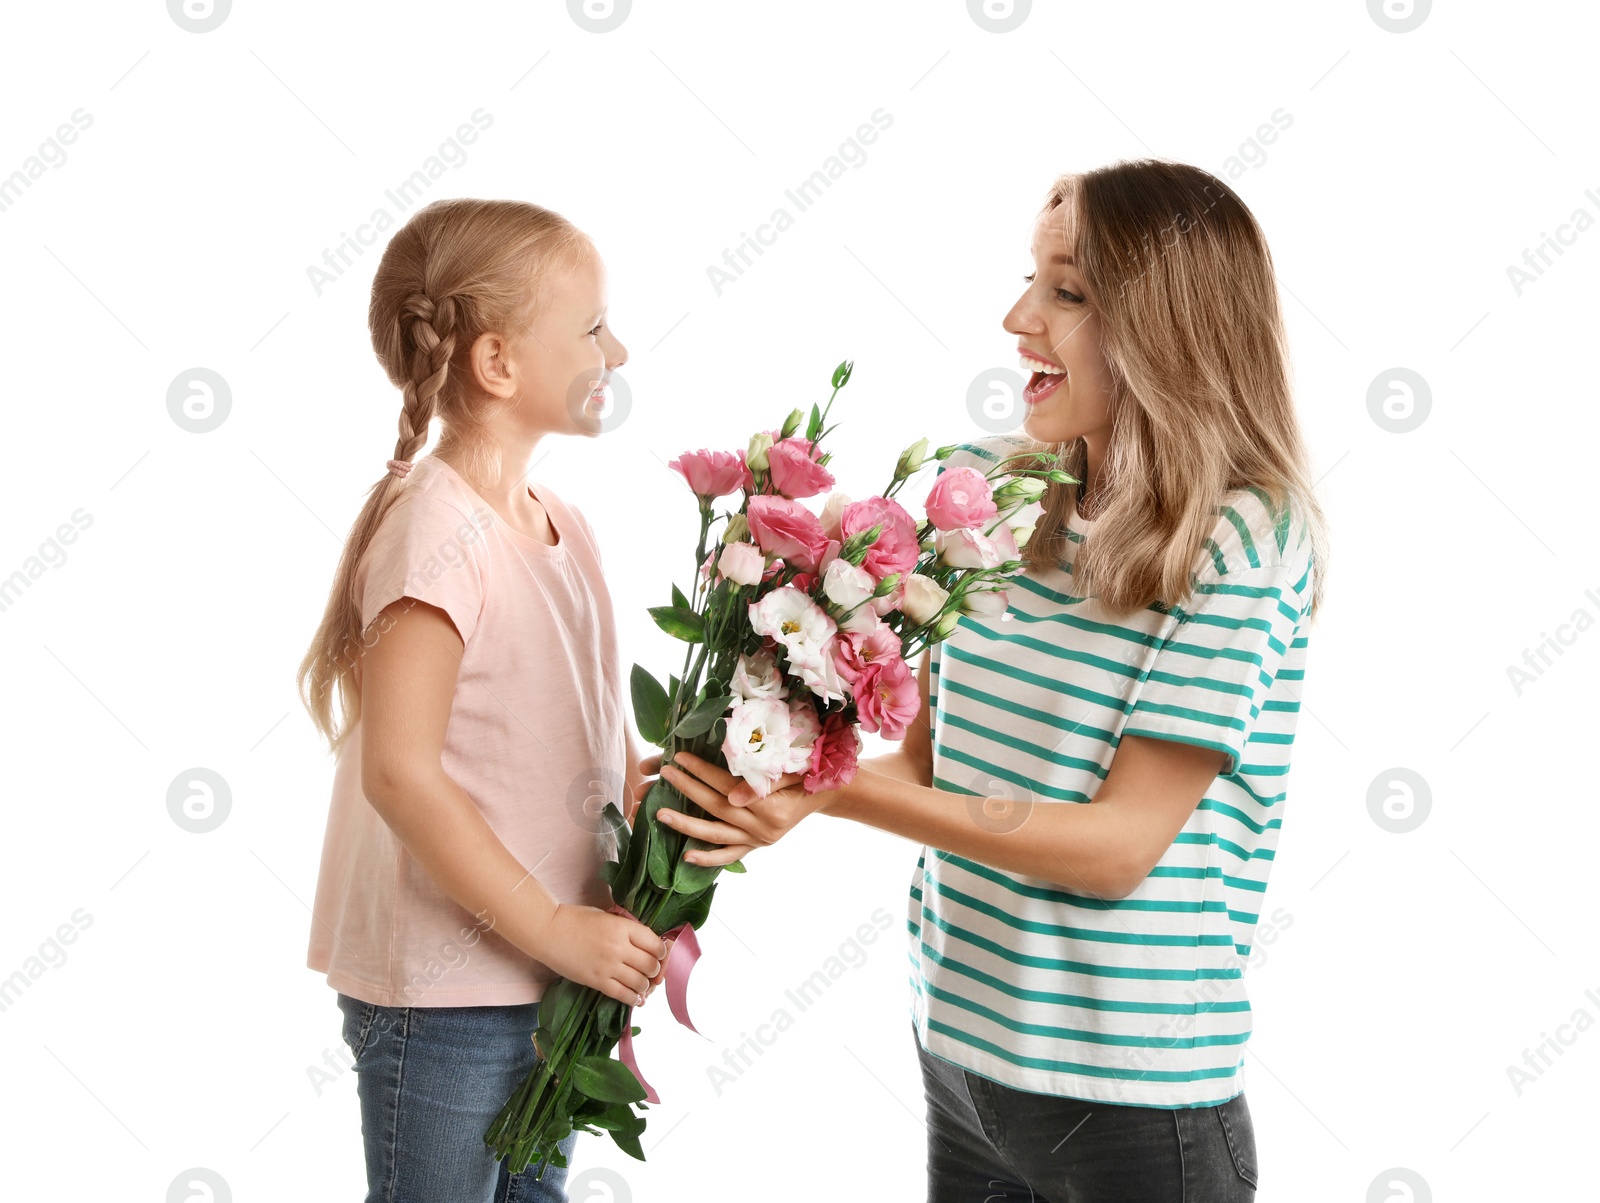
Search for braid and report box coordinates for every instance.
[391,291,458,466]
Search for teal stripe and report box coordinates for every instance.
[934,850,1228,915]
[914,938,1248,1014]
[923,979,1251,1049]
[1221,506,1260,568]
[926,1018,1245,1083]
[939,676,1121,747]
[917,904,1241,981]
[930,879,1233,948]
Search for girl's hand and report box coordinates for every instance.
[534,904,669,1008]
[657,751,838,862]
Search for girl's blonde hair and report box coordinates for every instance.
[297,197,593,753]
[1021,159,1329,616]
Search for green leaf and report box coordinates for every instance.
[571,1054,649,1103]
[599,800,629,861]
[643,780,679,889]
[610,1127,647,1161]
[647,605,705,643]
[631,664,671,745]
[671,693,732,739]
[654,882,716,931]
[806,402,823,441]
[672,843,723,894]
[590,1101,646,1137]
[723,858,747,874]
[832,359,854,389]
[537,976,585,1046]
[671,582,691,611]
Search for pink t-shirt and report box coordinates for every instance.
[306,455,626,1007]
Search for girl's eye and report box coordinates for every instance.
[588,324,603,336]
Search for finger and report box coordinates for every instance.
[622,944,662,980]
[626,924,670,960]
[686,842,756,868]
[602,979,641,1007]
[614,967,651,1000]
[659,762,731,814]
[638,754,662,775]
[671,750,740,794]
[657,806,764,846]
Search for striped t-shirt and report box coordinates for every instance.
[909,433,1316,1108]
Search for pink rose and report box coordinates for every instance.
[669,449,752,498]
[854,654,919,740]
[747,496,831,573]
[805,711,862,794]
[766,437,836,499]
[924,466,998,531]
[832,617,901,684]
[840,496,920,581]
[716,540,765,586]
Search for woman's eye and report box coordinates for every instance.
[588,324,603,336]
[1023,273,1083,305]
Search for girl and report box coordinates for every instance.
[298,197,669,1203]
[655,160,1328,1201]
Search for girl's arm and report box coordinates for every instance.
[359,598,668,1005]
[657,651,1225,899]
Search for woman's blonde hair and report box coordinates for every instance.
[296,197,593,753]
[1021,159,1328,616]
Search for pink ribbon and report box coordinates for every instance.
[606,904,703,1105]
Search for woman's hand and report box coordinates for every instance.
[656,751,840,865]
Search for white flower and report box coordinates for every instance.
[822,558,875,610]
[784,697,821,773]
[730,650,786,703]
[936,523,1020,570]
[960,587,1010,617]
[722,697,795,797]
[819,491,852,541]
[717,540,766,587]
[749,586,836,659]
[787,635,851,705]
[839,601,884,635]
[901,573,951,625]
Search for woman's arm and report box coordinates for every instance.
[359,599,667,1005]
[656,649,1225,900]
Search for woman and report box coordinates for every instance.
[653,159,1327,1201]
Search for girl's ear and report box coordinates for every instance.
[468,330,517,399]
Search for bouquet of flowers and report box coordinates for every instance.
[485,360,1072,1176]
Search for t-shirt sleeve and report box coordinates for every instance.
[1123,506,1314,776]
[358,493,488,644]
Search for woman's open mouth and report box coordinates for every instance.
[1020,352,1066,406]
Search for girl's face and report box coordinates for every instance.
[1002,203,1115,447]
[479,247,629,438]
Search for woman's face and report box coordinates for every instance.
[1002,202,1115,448]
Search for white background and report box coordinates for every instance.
[1,1,1594,1199]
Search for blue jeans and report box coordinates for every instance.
[916,1025,1257,1201]
[337,992,579,1203]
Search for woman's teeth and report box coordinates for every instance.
[1019,353,1064,375]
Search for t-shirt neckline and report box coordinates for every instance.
[429,457,567,557]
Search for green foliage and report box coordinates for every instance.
[631,664,671,745]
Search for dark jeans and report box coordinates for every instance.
[916,1027,1257,1202]
[337,991,578,1203]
